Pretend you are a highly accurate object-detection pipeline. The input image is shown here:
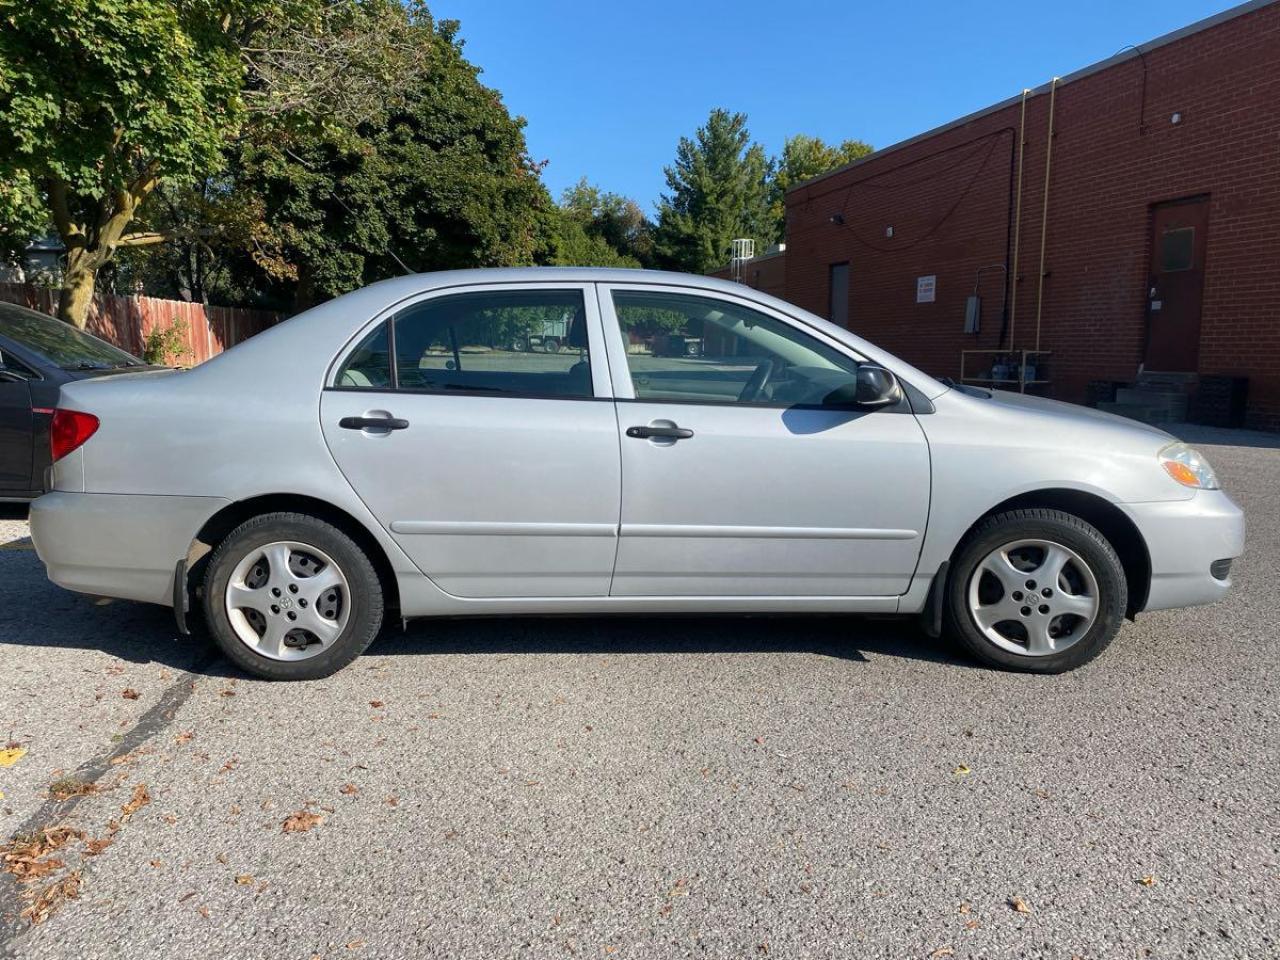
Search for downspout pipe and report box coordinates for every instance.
[1008,89,1030,350]
[1035,77,1060,353]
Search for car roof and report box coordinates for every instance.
[355,266,762,299]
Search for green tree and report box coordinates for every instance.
[559,178,654,267]
[768,134,873,240]
[0,0,426,326]
[547,212,639,269]
[653,109,772,275]
[225,17,553,311]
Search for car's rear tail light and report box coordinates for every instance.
[50,409,100,462]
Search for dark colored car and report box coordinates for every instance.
[0,301,159,500]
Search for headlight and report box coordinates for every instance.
[1158,443,1220,490]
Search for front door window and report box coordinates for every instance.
[611,290,860,407]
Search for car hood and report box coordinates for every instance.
[977,387,1175,442]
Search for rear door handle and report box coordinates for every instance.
[339,416,409,431]
[626,425,693,440]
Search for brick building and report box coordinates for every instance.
[728,0,1280,430]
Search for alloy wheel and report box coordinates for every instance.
[966,538,1100,656]
[224,540,350,661]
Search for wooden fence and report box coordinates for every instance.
[0,283,282,365]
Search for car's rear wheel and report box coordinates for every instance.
[203,512,383,680]
[943,508,1127,673]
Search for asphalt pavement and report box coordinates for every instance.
[0,424,1276,959]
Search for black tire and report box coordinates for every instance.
[943,508,1127,673]
[202,512,384,680]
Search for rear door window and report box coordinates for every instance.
[396,290,592,398]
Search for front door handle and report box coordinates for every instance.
[339,416,409,431]
[626,424,693,440]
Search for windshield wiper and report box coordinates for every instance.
[64,360,110,370]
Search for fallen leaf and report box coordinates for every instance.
[175,731,194,745]
[964,920,981,931]
[121,689,140,700]
[1008,896,1031,914]
[1,826,84,882]
[220,689,235,697]
[339,783,359,796]
[929,949,955,958]
[1137,874,1157,887]
[958,902,971,915]
[369,700,384,708]
[753,737,765,745]
[83,837,113,856]
[149,859,163,868]
[953,764,972,776]
[346,940,366,950]
[667,877,689,897]
[0,747,27,768]
[197,905,210,918]
[281,810,323,833]
[235,874,254,885]
[49,777,97,800]
[121,783,151,817]
[20,871,81,925]
[384,795,399,807]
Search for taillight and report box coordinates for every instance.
[50,409,100,462]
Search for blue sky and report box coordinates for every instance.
[432,1,1242,214]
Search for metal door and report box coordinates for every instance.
[1145,196,1209,371]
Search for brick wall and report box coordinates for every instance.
[709,249,787,300]
[784,0,1280,431]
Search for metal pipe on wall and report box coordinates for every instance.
[1035,77,1060,353]
[1008,89,1030,350]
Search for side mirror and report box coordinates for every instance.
[855,364,901,407]
[823,364,902,409]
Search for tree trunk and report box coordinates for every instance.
[47,169,160,328]
[57,253,98,329]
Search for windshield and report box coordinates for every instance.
[0,302,145,369]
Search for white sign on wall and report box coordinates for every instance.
[916,275,937,304]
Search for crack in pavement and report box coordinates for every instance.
[0,650,222,954]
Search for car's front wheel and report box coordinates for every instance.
[203,512,384,680]
[944,508,1127,673]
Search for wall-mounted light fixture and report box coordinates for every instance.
[1171,111,1183,125]
[885,226,894,238]
[829,213,845,225]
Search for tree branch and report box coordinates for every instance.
[45,179,85,248]
[115,226,219,248]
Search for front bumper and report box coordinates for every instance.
[1120,489,1245,612]
[30,492,228,605]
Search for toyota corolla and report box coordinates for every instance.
[29,269,1244,679]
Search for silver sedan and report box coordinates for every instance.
[29,269,1244,679]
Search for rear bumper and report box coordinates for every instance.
[30,492,227,605]
[1120,490,1245,612]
